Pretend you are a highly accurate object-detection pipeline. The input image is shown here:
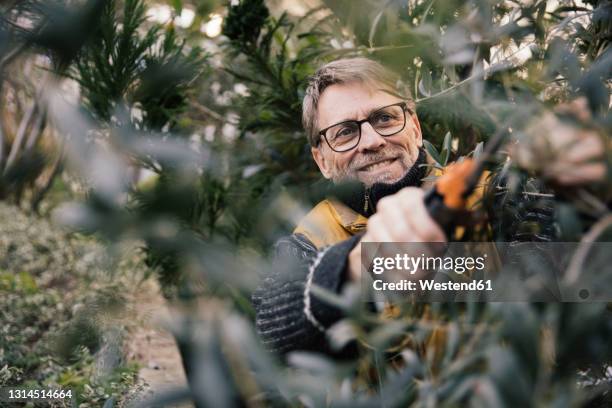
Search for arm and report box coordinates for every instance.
[252,233,360,356]
[254,187,447,356]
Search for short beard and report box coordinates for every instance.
[330,145,417,187]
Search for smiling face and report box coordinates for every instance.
[311,81,423,187]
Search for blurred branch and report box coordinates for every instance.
[192,102,226,123]
[522,192,555,198]
[565,214,612,284]
[3,73,48,174]
[25,107,47,150]
[417,36,543,103]
[416,61,510,103]
[547,12,591,39]
[576,188,609,217]
[3,101,38,174]
[0,43,26,70]
[31,136,64,213]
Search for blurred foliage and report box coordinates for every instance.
[0,203,145,406]
[0,0,611,406]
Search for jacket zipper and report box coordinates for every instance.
[364,188,370,214]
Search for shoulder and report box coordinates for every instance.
[293,200,358,249]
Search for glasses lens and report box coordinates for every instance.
[370,105,405,136]
[326,122,360,151]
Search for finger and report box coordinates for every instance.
[550,163,607,185]
[375,196,415,241]
[563,132,605,163]
[366,214,397,242]
[397,188,447,242]
[555,97,591,122]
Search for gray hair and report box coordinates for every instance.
[302,57,412,146]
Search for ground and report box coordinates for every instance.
[125,278,192,407]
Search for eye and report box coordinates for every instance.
[334,125,357,139]
[372,110,400,126]
[338,128,353,136]
[376,113,393,122]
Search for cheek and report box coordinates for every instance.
[389,133,414,150]
[406,126,419,140]
[388,133,420,161]
[337,151,357,170]
[327,150,352,170]
[401,127,421,148]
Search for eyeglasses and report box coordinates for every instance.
[318,102,411,152]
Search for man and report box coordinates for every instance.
[252,57,447,355]
[251,57,607,356]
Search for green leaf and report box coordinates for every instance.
[440,131,451,165]
[171,0,182,14]
[473,141,484,160]
[368,8,385,48]
[442,131,452,152]
[423,139,441,165]
[421,175,440,182]
[418,68,433,97]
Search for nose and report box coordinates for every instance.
[357,122,387,152]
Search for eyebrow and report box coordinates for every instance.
[324,105,383,129]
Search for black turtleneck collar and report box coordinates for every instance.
[331,147,427,217]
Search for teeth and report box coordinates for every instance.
[363,159,394,171]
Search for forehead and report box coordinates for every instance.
[317,81,402,129]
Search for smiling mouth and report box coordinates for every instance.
[359,158,397,172]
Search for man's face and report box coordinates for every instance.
[311,82,423,187]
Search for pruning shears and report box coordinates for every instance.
[424,129,508,238]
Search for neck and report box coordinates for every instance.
[332,147,427,217]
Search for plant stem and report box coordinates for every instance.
[565,214,612,285]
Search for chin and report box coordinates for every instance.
[360,171,403,187]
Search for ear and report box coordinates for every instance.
[409,111,423,147]
[311,146,332,180]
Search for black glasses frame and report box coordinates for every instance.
[318,102,411,152]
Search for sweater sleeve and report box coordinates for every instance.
[252,233,361,356]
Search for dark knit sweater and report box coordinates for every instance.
[252,233,361,355]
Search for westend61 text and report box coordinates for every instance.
[373,279,493,292]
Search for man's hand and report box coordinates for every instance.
[348,187,447,281]
[512,97,608,186]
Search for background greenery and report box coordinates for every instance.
[0,0,610,406]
